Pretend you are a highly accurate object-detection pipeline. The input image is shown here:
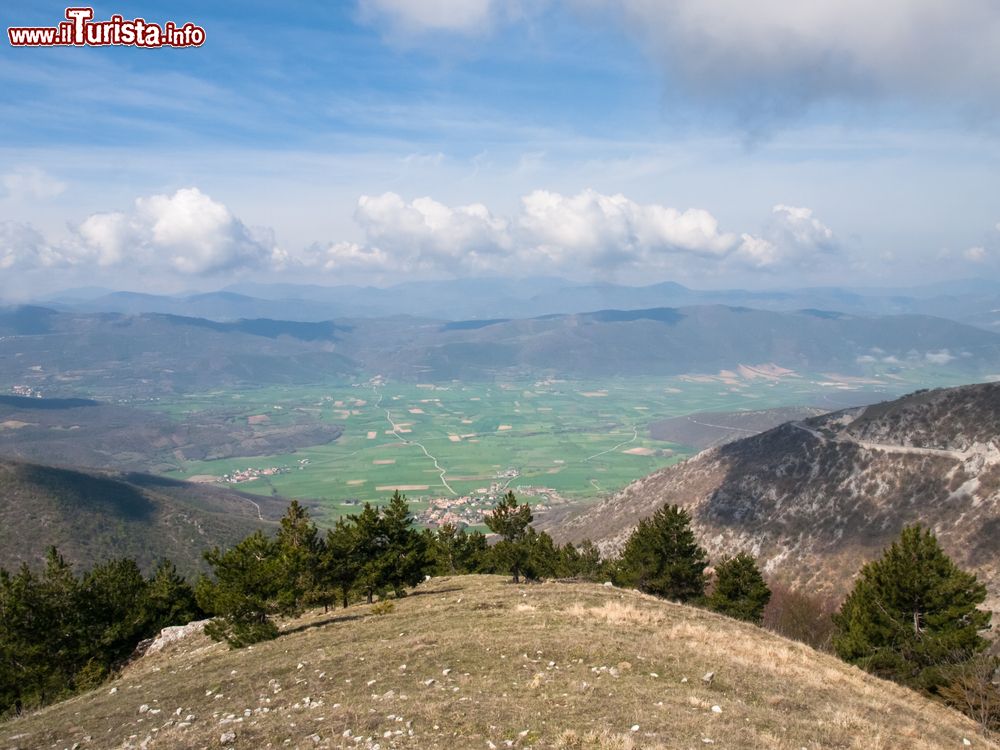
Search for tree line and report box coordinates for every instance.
[0,552,199,716]
[2,491,996,731]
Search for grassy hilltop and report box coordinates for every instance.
[2,575,991,750]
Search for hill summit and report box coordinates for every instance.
[1,575,991,749]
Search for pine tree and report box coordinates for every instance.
[198,531,283,648]
[833,524,991,689]
[0,565,45,715]
[80,558,150,674]
[0,551,202,716]
[615,504,707,602]
[430,525,492,575]
[557,542,582,578]
[457,529,491,573]
[275,500,322,614]
[320,518,359,609]
[522,528,560,581]
[706,553,771,624]
[575,539,605,582]
[380,491,430,596]
[484,491,533,583]
[36,548,84,699]
[431,524,461,575]
[351,502,389,604]
[555,540,607,581]
[143,560,201,633]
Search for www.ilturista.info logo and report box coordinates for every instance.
[8,7,205,48]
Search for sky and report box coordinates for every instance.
[2,0,1000,298]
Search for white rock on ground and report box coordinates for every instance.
[146,619,211,655]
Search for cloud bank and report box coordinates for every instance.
[3,186,842,284]
[311,189,837,278]
[8,184,1000,291]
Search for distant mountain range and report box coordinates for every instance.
[3,304,1000,394]
[549,381,1000,615]
[32,276,1000,329]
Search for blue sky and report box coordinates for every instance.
[2,0,1000,297]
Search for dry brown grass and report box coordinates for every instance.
[1,576,995,750]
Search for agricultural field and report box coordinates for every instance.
[143,366,955,524]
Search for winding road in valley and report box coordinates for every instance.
[374,386,457,496]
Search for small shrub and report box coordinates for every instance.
[762,582,837,651]
[204,617,279,649]
[370,600,395,616]
[937,655,1000,732]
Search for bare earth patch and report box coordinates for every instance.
[0,420,34,430]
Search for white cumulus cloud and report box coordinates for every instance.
[0,221,61,271]
[315,189,838,277]
[303,241,393,273]
[757,204,837,267]
[0,186,841,286]
[73,187,281,275]
[517,189,737,269]
[350,192,511,273]
[0,188,283,278]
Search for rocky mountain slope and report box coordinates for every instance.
[0,575,992,750]
[0,458,293,577]
[551,382,1000,613]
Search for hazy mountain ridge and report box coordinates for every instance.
[31,277,1000,329]
[4,304,999,393]
[550,382,1000,614]
[0,307,358,396]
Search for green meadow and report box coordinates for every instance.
[142,367,956,519]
